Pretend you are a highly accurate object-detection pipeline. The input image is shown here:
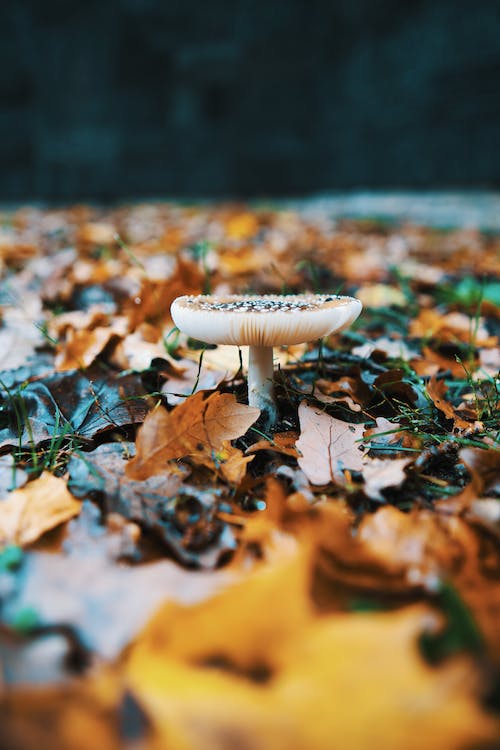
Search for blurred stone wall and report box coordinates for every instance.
[1,0,499,201]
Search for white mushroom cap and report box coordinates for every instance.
[171,294,362,347]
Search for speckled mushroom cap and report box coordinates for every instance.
[171,294,362,347]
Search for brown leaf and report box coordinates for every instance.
[316,504,470,592]
[459,446,500,496]
[0,472,81,546]
[126,391,260,480]
[427,375,481,432]
[125,256,205,330]
[410,309,496,347]
[363,416,420,456]
[246,431,299,458]
[296,403,365,485]
[313,376,369,412]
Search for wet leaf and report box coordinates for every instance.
[0,370,148,450]
[68,444,237,568]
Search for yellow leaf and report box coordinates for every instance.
[0,472,81,546]
[126,544,498,750]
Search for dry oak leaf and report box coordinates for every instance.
[427,375,482,432]
[296,402,365,486]
[126,391,260,481]
[245,431,299,458]
[125,546,498,750]
[0,472,81,546]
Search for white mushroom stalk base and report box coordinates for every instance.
[248,345,277,426]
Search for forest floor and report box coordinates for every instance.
[0,201,499,749]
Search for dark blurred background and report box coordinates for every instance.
[1,0,500,201]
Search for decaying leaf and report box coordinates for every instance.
[68,443,238,568]
[0,472,81,546]
[296,402,365,485]
[0,370,148,450]
[126,391,259,481]
[3,501,234,659]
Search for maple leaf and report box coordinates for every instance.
[125,548,499,750]
[126,391,260,481]
[296,402,365,486]
[0,472,81,546]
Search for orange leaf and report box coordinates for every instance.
[126,391,260,480]
[427,375,481,432]
[0,472,81,546]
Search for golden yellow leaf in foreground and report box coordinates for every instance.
[126,391,260,480]
[126,545,498,750]
[0,472,81,546]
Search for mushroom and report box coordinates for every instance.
[171,294,362,425]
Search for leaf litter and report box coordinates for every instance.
[0,202,499,749]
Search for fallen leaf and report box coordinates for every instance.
[361,457,412,501]
[126,391,260,481]
[246,431,299,458]
[315,503,473,593]
[126,256,205,330]
[68,443,237,568]
[312,375,369,412]
[363,416,419,456]
[477,346,500,377]
[161,358,227,405]
[459,446,500,496]
[3,502,234,659]
[296,402,365,485]
[0,473,81,546]
[353,337,417,360]
[0,370,148,450]
[427,375,481,432]
[355,283,407,308]
[410,309,496,347]
[126,544,498,750]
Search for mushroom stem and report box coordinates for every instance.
[248,345,277,425]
